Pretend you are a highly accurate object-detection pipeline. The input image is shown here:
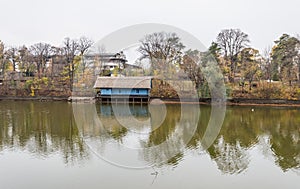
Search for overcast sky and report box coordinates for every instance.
[0,0,299,53]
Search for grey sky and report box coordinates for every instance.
[0,0,299,52]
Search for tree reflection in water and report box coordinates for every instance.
[0,101,89,164]
[0,101,300,173]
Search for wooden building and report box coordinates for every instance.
[94,76,152,103]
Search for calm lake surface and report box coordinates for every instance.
[0,101,300,189]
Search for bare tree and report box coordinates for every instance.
[30,43,52,78]
[47,46,66,78]
[6,47,19,71]
[138,32,185,74]
[51,46,64,56]
[181,49,203,89]
[262,46,272,81]
[89,44,106,76]
[78,36,94,55]
[78,36,94,75]
[217,29,250,82]
[0,40,7,75]
[62,37,79,90]
[18,46,35,76]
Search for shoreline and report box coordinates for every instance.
[0,96,69,101]
[150,98,300,107]
[1,96,300,107]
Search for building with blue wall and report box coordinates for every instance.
[94,77,152,102]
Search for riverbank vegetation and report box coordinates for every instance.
[0,30,300,100]
[139,30,300,100]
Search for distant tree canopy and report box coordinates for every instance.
[216,29,250,83]
[239,48,261,90]
[136,30,300,99]
[271,34,300,84]
[29,43,52,78]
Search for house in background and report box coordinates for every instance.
[94,76,152,103]
[85,51,145,77]
[85,51,128,76]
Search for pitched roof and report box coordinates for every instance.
[94,77,152,89]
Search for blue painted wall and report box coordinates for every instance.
[100,88,149,96]
[101,89,112,95]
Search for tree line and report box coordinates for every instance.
[0,36,94,94]
[1,29,300,99]
[138,30,300,99]
[0,36,94,76]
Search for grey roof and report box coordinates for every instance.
[94,77,152,89]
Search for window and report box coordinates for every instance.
[136,89,139,94]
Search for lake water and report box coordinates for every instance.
[0,101,299,189]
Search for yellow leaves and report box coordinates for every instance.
[41,77,49,85]
[112,66,119,77]
[6,61,13,71]
[30,86,35,96]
